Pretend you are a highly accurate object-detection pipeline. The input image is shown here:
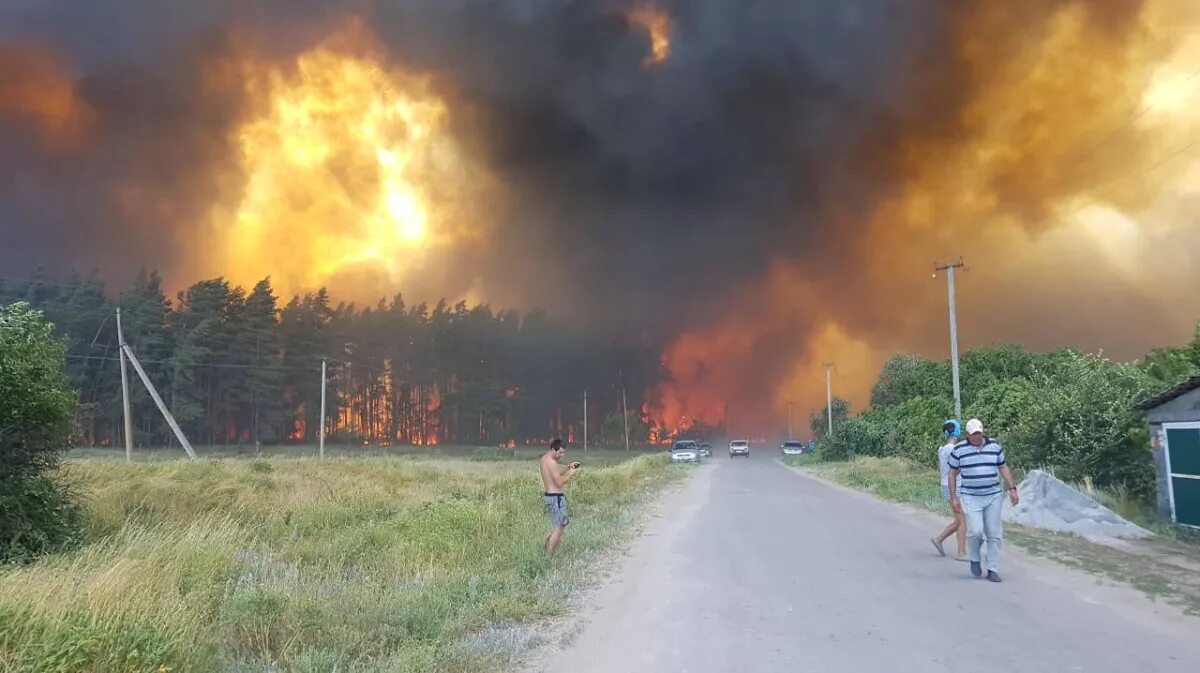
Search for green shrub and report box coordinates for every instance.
[812,331,1200,520]
[821,416,882,461]
[869,354,950,409]
[825,344,1160,502]
[0,303,82,562]
[821,396,951,466]
[0,474,83,564]
[1000,351,1156,496]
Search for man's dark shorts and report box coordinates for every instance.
[545,493,570,528]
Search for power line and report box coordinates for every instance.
[1069,65,1200,170]
[65,354,322,373]
[0,275,107,290]
[1058,132,1200,222]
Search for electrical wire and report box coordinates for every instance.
[65,354,323,373]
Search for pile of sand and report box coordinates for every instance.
[1002,469,1151,541]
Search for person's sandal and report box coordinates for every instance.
[954,556,969,562]
[930,538,946,557]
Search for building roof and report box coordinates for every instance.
[1134,373,1200,411]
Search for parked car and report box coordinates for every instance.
[670,440,700,464]
[697,442,713,457]
[728,439,750,457]
[781,439,806,456]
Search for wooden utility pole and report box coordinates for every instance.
[822,363,836,436]
[621,383,630,452]
[116,308,133,463]
[319,359,327,460]
[934,258,966,420]
[121,341,196,460]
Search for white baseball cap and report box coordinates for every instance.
[965,419,984,435]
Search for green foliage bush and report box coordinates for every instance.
[821,341,1169,499]
[869,355,949,409]
[992,351,1156,497]
[821,396,951,465]
[0,303,83,562]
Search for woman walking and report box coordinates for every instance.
[931,420,967,561]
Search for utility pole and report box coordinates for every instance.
[621,382,630,452]
[786,401,795,439]
[319,358,327,460]
[934,258,965,420]
[116,307,133,463]
[121,342,196,460]
[822,363,836,436]
[583,389,588,451]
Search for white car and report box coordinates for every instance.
[728,439,750,457]
[781,440,806,456]
[670,440,700,463]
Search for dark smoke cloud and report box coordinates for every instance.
[2,1,943,314]
[3,0,1197,428]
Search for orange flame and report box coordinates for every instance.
[199,20,497,300]
[625,6,672,67]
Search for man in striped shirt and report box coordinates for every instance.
[947,418,1019,582]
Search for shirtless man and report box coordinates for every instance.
[540,438,580,554]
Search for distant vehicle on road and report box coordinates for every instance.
[782,440,806,456]
[670,440,700,464]
[728,439,750,458]
[697,442,713,457]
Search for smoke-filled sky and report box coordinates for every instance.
[2,0,1199,432]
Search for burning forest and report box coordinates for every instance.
[2,1,1200,441]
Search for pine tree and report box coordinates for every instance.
[236,279,284,443]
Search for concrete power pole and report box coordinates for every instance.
[822,363,836,436]
[319,359,327,460]
[120,341,197,460]
[935,259,965,420]
[621,383,630,452]
[116,308,133,463]
[786,401,795,439]
[724,401,730,439]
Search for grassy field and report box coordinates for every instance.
[68,444,667,468]
[0,452,688,672]
[784,455,1200,616]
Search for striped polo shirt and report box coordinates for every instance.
[947,438,1005,497]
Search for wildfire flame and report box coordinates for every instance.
[649,0,1200,433]
[625,6,672,67]
[205,21,493,298]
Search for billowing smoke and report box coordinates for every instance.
[2,0,1199,433]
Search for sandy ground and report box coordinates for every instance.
[524,455,1200,673]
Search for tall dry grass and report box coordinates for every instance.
[0,454,682,672]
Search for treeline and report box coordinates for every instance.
[0,272,664,448]
[815,327,1200,498]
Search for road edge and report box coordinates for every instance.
[515,462,711,672]
[778,458,1200,636]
